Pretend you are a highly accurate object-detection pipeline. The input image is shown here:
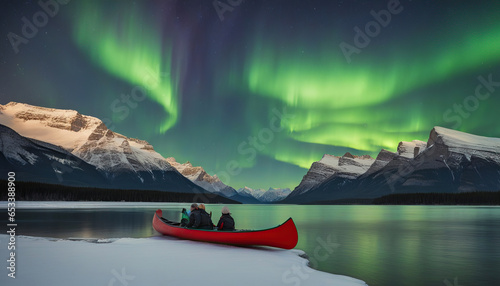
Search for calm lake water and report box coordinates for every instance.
[7,202,500,286]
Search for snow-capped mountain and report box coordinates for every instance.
[166,157,238,197]
[259,188,292,203]
[363,149,398,176]
[397,140,427,158]
[0,124,107,186]
[236,186,292,203]
[0,102,172,172]
[290,152,375,198]
[236,186,265,199]
[0,102,281,202]
[0,102,211,193]
[428,126,500,159]
[283,127,500,204]
[165,158,290,203]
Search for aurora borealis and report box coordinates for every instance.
[73,1,179,133]
[1,0,500,189]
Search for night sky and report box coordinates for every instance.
[1,0,499,189]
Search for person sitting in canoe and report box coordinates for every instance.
[186,203,214,230]
[180,208,190,227]
[217,206,235,231]
[198,203,212,218]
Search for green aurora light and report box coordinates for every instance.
[73,2,178,133]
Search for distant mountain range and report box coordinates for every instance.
[2,102,499,204]
[0,102,289,203]
[165,158,287,203]
[164,158,291,203]
[283,127,500,204]
[236,186,292,203]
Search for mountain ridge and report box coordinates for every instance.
[0,102,212,194]
[283,126,500,203]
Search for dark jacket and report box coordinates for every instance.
[180,209,190,227]
[187,209,213,229]
[186,209,200,228]
[217,214,235,231]
[199,209,214,229]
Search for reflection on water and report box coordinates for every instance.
[10,203,500,286]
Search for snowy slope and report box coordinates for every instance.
[166,157,238,197]
[291,153,375,197]
[259,188,292,202]
[0,124,40,166]
[235,187,293,203]
[362,149,398,177]
[0,234,367,286]
[289,155,341,197]
[0,102,211,192]
[397,140,427,158]
[429,126,500,160]
[237,186,266,199]
[0,102,163,170]
[0,124,108,186]
[0,102,174,174]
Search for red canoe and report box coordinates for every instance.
[152,209,298,249]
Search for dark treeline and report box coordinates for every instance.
[306,198,374,205]
[373,191,500,205]
[1,180,240,204]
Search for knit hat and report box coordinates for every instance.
[221,206,230,214]
[191,203,198,209]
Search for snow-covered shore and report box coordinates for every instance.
[0,234,367,286]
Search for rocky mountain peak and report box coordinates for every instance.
[0,102,174,176]
[358,155,374,159]
[363,149,398,176]
[87,122,109,141]
[343,152,355,159]
[342,152,373,160]
[375,149,398,161]
[2,102,102,133]
[70,113,88,132]
[285,126,500,204]
[397,140,427,159]
[166,157,230,191]
[292,151,375,197]
[428,127,444,147]
[428,126,500,159]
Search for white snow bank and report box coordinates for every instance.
[433,126,500,148]
[397,140,427,159]
[319,154,374,178]
[433,126,500,157]
[0,234,367,286]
